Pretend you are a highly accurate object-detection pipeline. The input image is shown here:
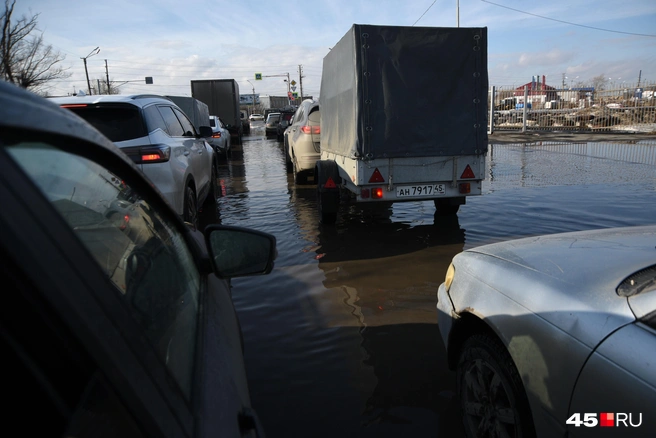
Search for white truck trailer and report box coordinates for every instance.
[315,24,488,224]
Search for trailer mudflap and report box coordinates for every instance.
[316,160,341,224]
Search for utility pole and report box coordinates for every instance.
[97,79,101,95]
[456,0,460,27]
[81,47,100,95]
[562,73,566,89]
[105,60,111,94]
[298,65,305,101]
[637,70,642,88]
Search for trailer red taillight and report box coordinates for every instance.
[460,165,475,179]
[459,183,471,194]
[372,188,384,199]
[361,188,370,199]
[369,168,385,183]
[324,177,337,189]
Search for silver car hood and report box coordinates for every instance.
[454,225,656,348]
[468,225,656,293]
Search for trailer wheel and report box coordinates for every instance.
[434,198,460,215]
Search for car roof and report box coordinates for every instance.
[50,93,175,108]
[1,81,121,152]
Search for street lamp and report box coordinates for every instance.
[81,47,100,95]
[247,79,255,114]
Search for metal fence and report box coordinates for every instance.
[488,81,656,133]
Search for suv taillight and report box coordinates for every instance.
[300,125,320,134]
[122,145,171,164]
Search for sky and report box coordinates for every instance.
[12,0,656,98]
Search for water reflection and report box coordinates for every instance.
[487,141,656,190]
[213,132,656,438]
[283,181,467,436]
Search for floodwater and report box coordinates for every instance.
[202,124,656,438]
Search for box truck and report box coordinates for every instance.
[190,79,243,144]
[315,24,488,224]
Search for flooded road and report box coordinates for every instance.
[203,123,656,437]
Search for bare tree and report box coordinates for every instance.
[1,0,70,91]
[591,74,607,92]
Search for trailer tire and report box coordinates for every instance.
[434,198,461,215]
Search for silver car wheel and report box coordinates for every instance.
[458,334,535,438]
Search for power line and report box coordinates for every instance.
[412,0,438,26]
[481,0,656,37]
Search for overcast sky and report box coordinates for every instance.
[14,0,656,97]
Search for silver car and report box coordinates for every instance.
[53,94,218,227]
[437,225,656,437]
[285,99,320,184]
[209,115,231,157]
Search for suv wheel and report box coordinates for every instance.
[183,185,198,229]
[204,160,219,208]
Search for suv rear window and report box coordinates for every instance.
[64,104,147,142]
[281,113,294,122]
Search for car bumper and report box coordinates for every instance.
[141,162,183,216]
[296,153,321,173]
[436,283,455,352]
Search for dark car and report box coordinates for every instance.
[0,80,275,437]
[265,112,281,137]
[276,111,295,141]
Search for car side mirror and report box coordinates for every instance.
[204,225,277,278]
[198,126,213,138]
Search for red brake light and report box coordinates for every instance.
[141,153,161,162]
[372,188,384,199]
[125,145,171,164]
[459,183,471,194]
[212,132,221,138]
[301,125,321,134]
[369,168,385,183]
[60,104,88,108]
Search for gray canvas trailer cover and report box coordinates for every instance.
[320,24,488,159]
[165,95,210,133]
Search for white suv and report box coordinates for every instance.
[53,94,218,227]
[284,99,321,184]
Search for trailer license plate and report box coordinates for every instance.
[396,184,446,197]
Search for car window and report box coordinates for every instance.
[143,105,170,135]
[63,104,147,142]
[157,106,185,137]
[294,107,304,124]
[209,117,216,128]
[173,107,197,137]
[6,141,201,401]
